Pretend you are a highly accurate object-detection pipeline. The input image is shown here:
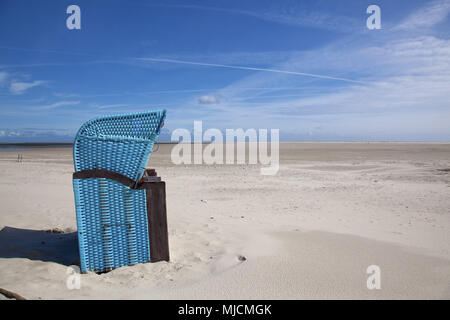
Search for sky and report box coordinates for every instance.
[0,0,449,142]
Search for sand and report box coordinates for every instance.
[0,143,449,299]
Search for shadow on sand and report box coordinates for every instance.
[0,226,79,266]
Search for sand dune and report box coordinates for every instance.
[0,143,449,299]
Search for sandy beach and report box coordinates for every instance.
[0,143,449,299]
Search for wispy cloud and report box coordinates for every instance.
[171,2,450,141]
[0,71,8,85]
[94,103,130,109]
[146,3,361,32]
[215,36,450,110]
[0,62,67,69]
[0,127,75,142]
[137,57,365,84]
[0,45,94,57]
[33,100,80,110]
[396,0,450,30]
[9,80,46,94]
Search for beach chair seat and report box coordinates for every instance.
[72,110,167,273]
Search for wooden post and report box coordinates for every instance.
[143,169,170,262]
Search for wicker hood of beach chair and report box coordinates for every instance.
[72,110,167,273]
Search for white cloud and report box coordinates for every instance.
[9,80,46,94]
[95,103,129,109]
[198,94,221,104]
[217,35,450,111]
[0,128,75,142]
[7,131,21,137]
[0,71,8,85]
[33,100,80,110]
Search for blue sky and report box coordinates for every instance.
[0,0,449,142]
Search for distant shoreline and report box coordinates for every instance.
[0,143,74,147]
[0,141,448,148]
[0,142,180,148]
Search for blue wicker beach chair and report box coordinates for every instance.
[72,110,167,273]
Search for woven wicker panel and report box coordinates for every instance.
[74,110,166,181]
[74,178,150,272]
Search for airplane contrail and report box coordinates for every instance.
[137,57,366,84]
